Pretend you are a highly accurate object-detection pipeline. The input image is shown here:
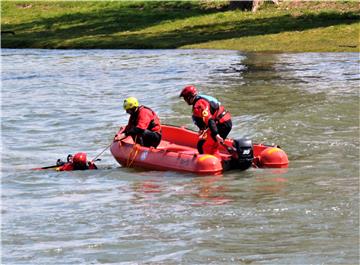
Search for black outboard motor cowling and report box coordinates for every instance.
[232,138,253,170]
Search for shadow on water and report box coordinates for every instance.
[184,52,327,118]
[2,6,359,48]
[210,52,284,86]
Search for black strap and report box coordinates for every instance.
[216,111,228,121]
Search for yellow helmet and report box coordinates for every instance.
[123,97,139,110]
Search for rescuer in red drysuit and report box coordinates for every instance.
[180,85,232,156]
[56,152,97,171]
[114,97,162,148]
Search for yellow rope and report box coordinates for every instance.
[127,147,139,168]
[126,136,139,168]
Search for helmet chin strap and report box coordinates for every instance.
[126,107,137,114]
[188,96,196,105]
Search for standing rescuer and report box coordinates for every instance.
[114,97,162,148]
[180,85,232,155]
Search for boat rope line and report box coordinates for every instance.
[127,147,139,168]
[91,142,113,162]
[126,136,139,167]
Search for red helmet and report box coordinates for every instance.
[179,85,198,98]
[73,152,87,166]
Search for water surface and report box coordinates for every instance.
[1,49,359,264]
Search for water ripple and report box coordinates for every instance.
[1,49,359,265]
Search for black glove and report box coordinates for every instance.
[56,159,65,166]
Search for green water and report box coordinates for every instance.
[1,49,359,264]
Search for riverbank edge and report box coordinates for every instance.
[1,1,359,52]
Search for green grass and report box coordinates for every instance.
[1,1,359,52]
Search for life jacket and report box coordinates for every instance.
[192,95,231,128]
[197,95,221,113]
[56,161,97,171]
[127,105,161,134]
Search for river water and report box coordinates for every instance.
[1,49,359,264]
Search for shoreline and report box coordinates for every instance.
[1,47,359,54]
[2,1,359,52]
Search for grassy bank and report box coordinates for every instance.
[1,1,359,52]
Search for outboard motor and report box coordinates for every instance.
[231,138,253,170]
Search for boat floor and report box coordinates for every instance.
[156,141,197,154]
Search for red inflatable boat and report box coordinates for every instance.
[111,125,288,174]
